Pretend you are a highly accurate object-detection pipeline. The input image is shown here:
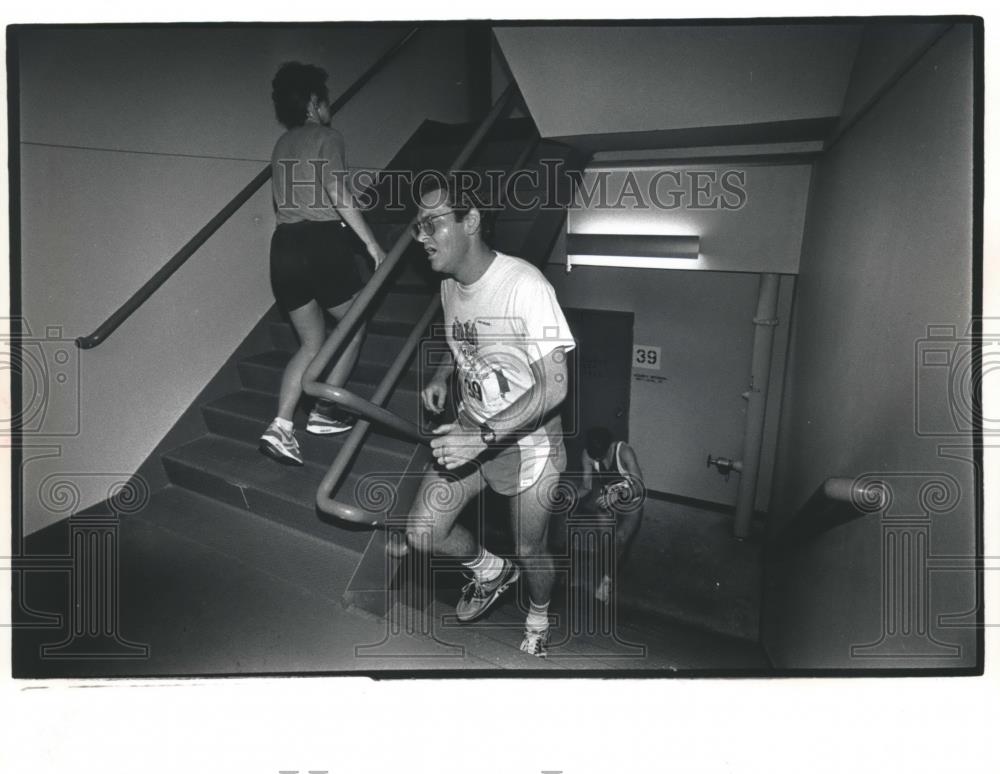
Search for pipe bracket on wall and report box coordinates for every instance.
[707,454,743,482]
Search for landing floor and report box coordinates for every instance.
[12,486,768,677]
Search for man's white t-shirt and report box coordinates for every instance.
[440,252,576,495]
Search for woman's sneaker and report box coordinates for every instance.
[259,420,303,466]
[306,402,354,435]
[519,628,550,658]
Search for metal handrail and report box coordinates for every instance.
[75,27,421,350]
[304,127,540,455]
[300,82,518,401]
[302,84,528,522]
[313,299,440,524]
[822,477,889,507]
[309,130,540,524]
[307,125,535,522]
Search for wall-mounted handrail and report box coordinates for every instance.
[771,476,888,549]
[822,476,889,508]
[75,26,421,350]
[75,166,272,350]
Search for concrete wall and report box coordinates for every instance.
[836,22,951,134]
[544,160,805,505]
[762,25,977,668]
[546,258,794,508]
[495,25,860,139]
[16,25,471,535]
[18,26,469,169]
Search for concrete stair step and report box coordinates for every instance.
[268,322,410,360]
[137,485,365,601]
[368,290,434,326]
[161,434,395,553]
[233,352,424,425]
[236,349,421,396]
[202,389,417,466]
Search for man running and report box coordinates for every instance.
[404,177,575,657]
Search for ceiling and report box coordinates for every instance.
[494,23,865,152]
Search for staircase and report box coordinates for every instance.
[14,117,770,676]
[15,118,628,675]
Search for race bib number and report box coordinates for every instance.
[457,342,533,421]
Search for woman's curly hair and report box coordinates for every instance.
[271,61,329,129]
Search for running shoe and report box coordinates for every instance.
[306,402,354,435]
[519,628,550,658]
[259,420,303,466]
[455,558,520,622]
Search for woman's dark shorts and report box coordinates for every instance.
[270,220,366,312]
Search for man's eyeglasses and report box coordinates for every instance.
[410,211,455,239]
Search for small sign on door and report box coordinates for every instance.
[633,345,661,370]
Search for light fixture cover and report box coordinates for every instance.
[566,233,700,259]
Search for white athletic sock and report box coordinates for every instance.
[463,548,504,582]
[273,417,293,432]
[525,599,550,633]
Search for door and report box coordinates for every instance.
[560,307,634,466]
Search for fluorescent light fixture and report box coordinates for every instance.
[568,255,703,270]
[565,233,700,271]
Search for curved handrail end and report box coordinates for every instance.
[75,335,99,350]
[316,494,380,527]
[823,476,886,507]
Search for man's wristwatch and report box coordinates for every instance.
[479,423,498,446]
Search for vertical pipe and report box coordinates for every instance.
[733,274,781,539]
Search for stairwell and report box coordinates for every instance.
[14,117,769,676]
